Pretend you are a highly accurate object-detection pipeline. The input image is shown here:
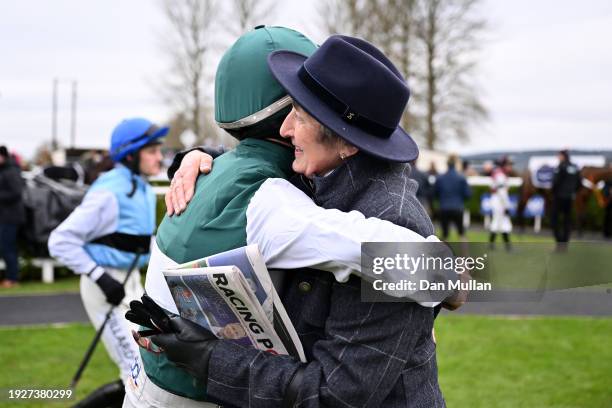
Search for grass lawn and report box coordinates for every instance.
[0,324,117,408]
[1,316,610,407]
[0,274,147,296]
[0,276,80,296]
[435,315,612,408]
[442,229,555,243]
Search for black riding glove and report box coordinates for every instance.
[95,272,125,306]
[126,294,174,333]
[125,295,218,385]
[151,316,218,385]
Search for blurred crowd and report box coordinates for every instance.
[411,150,612,249]
[1,144,611,288]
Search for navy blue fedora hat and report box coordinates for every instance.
[267,35,418,162]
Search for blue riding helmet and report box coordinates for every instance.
[109,118,169,162]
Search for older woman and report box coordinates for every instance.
[151,35,447,407]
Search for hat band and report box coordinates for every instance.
[297,65,396,138]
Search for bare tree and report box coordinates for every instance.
[164,113,190,150]
[319,0,487,149]
[158,0,218,143]
[319,1,422,133]
[413,0,487,149]
[320,0,370,37]
[389,0,420,131]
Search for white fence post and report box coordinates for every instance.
[463,209,471,229]
[534,215,542,233]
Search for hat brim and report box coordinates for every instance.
[268,51,419,163]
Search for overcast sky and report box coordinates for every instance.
[1,0,611,159]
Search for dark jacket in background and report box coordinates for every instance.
[0,159,25,225]
[552,160,581,199]
[410,166,433,209]
[551,160,581,243]
[207,153,445,408]
[434,166,471,211]
[603,180,612,238]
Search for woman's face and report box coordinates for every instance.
[280,105,344,178]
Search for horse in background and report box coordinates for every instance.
[518,165,612,235]
[578,166,612,228]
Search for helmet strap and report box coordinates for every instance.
[121,151,141,198]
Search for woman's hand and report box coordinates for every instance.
[150,316,218,385]
[165,150,213,216]
[442,270,471,310]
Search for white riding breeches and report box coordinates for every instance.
[80,267,144,384]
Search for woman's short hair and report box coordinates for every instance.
[318,124,341,145]
[299,103,356,151]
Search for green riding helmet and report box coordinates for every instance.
[215,25,317,139]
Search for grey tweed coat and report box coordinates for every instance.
[206,153,445,408]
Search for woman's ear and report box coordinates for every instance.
[339,143,359,160]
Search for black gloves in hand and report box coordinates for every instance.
[125,295,218,385]
[152,316,218,384]
[96,272,125,306]
[126,294,174,333]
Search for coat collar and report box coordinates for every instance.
[311,153,389,210]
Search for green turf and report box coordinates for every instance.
[441,230,612,291]
[0,323,117,407]
[0,276,81,296]
[442,229,554,243]
[0,273,147,297]
[1,316,611,407]
[435,315,612,407]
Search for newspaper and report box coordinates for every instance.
[163,245,306,362]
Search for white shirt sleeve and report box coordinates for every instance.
[48,190,119,280]
[246,178,441,305]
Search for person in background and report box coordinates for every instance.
[410,160,434,215]
[428,162,439,179]
[551,149,581,248]
[482,160,494,176]
[462,159,478,177]
[48,118,167,407]
[488,156,513,250]
[603,172,612,239]
[0,145,25,288]
[434,155,471,240]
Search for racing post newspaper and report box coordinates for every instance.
[162,245,306,362]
